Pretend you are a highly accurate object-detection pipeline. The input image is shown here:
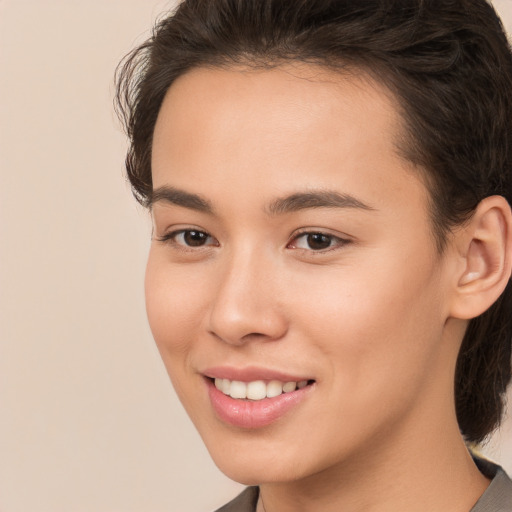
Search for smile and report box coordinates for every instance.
[205,373,315,429]
[214,378,309,400]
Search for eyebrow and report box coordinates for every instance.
[266,190,375,215]
[149,186,214,213]
[149,186,375,215]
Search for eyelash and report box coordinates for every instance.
[156,229,219,250]
[287,229,350,252]
[156,228,350,253]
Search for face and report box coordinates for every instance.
[147,65,460,485]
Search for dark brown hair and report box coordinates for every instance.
[115,0,512,444]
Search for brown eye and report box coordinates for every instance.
[183,230,209,247]
[288,231,349,252]
[306,233,332,250]
[157,229,217,248]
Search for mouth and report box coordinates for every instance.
[210,377,314,400]
[204,374,316,429]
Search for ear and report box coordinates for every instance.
[449,195,512,320]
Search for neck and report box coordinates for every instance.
[258,414,489,512]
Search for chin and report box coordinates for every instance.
[199,427,325,486]
[212,454,303,486]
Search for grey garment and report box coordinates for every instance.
[214,459,512,512]
[214,487,258,512]
[471,458,512,512]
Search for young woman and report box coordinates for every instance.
[115,1,512,510]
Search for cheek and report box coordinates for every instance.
[144,250,210,355]
[289,246,445,388]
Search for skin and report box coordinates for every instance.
[147,65,493,512]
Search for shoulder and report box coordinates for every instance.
[214,487,259,512]
[471,457,512,512]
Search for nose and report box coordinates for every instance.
[207,250,288,345]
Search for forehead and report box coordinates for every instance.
[151,64,428,219]
[153,64,402,164]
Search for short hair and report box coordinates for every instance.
[115,0,512,444]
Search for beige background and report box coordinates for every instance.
[0,1,511,511]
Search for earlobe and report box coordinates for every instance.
[450,195,512,320]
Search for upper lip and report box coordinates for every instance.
[202,365,313,383]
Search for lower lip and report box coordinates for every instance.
[206,379,314,429]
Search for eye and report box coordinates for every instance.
[288,231,348,251]
[157,229,218,248]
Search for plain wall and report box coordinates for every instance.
[0,1,511,511]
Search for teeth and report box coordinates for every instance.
[247,380,266,400]
[214,378,309,400]
[283,381,297,393]
[229,380,247,399]
[266,380,283,398]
